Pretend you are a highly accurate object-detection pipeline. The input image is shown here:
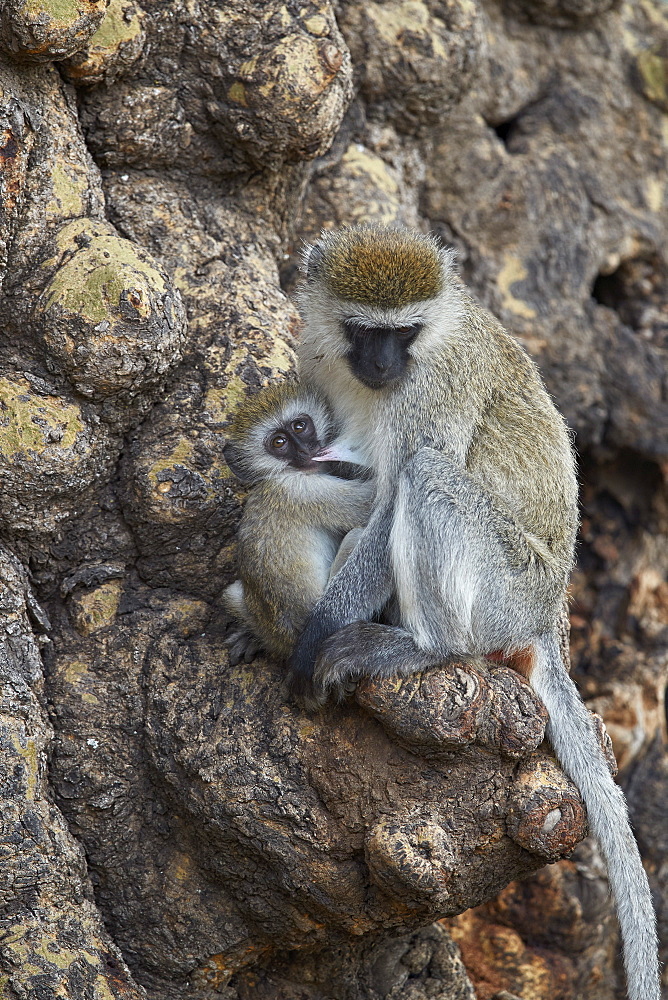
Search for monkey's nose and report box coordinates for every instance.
[375,359,389,372]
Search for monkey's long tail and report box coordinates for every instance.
[531,630,660,1000]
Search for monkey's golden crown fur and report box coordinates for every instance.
[226,378,300,443]
[312,226,443,308]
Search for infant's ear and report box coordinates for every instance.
[223,443,254,484]
[303,239,326,282]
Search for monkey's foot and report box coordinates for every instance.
[287,669,333,712]
[314,621,444,705]
[312,622,387,703]
[223,627,264,666]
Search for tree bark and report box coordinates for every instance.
[0,1,667,998]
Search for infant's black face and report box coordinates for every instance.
[264,415,322,470]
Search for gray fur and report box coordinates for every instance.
[328,526,363,580]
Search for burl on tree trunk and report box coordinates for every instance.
[43,571,598,1000]
[1,1,668,999]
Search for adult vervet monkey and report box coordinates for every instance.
[222,380,373,662]
[289,225,659,1000]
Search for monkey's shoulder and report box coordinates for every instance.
[462,301,539,378]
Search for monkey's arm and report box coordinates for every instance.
[308,476,375,534]
[289,500,395,698]
[328,527,363,580]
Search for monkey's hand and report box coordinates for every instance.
[289,622,362,710]
[288,609,343,705]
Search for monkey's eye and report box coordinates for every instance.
[291,419,307,434]
[270,434,288,450]
[395,324,420,338]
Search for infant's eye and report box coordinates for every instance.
[292,419,307,434]
[396,324,417,337]
[271,434,288,449]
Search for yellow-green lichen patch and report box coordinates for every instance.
[61,658,101,705]
[46,161,87,221]
[91,975,116,1000]
[43,226,165,327]
[140,437,217,523]
[0,376,85,458]
[302,13,329,36]
[0,374,112,533]
[635,46,668,112]
[21,0,89,25]
[69,580,123,636]
[0,910,133,998]
[333,144,404,227]
[8,731,39,801]
[228,82,248,106]
[263,32,342,106]
[34,218,185,399]
[208,338,295,426]
[202,385,236,427]
[63,658,92,684]
[14,0,107,58]
[34,939,82,970]
[0,937,44,980]
[367,0,431,49]
[341,145,399,198]
[9,932,97,986]
[158,597,210,633]
[90,0,142,49]
[149,437,193,484]
[252,334,295,377]
[646,175,664,212]
[61,0,146,85]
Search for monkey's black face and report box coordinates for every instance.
[264,415,323,470]
[343,320,422,390]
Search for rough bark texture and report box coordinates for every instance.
[0,1,667,998]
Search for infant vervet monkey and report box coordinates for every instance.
[222,380,373,664]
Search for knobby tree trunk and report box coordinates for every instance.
[0,1,667,998]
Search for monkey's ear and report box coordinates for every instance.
[223,443,254,484]
[303,240,325,282]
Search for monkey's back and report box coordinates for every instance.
[462,302,579,577]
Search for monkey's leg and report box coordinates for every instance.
[222,580,265,665]
[289,502,395,697]
[390,447,563,659]
[313,622,455,702]
[328,527,364,580]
